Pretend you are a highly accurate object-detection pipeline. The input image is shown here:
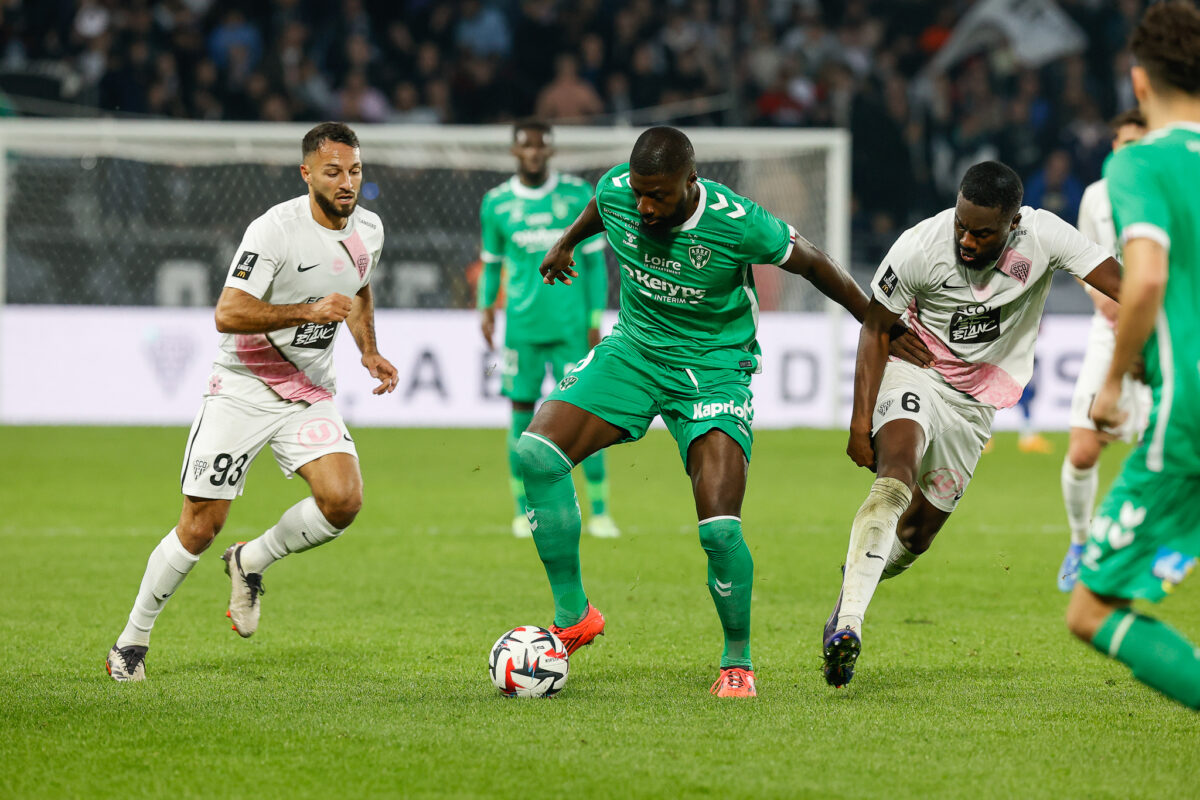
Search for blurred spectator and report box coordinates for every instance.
[535,53,604,122]
[455,0,511,59]
[1025,149,1084,222]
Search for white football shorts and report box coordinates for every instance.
[179,394,357,500]
[1068,314,1151,441]
[871,360,995,512]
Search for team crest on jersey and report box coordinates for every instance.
[877,399,894,417]
[192,459,209,480]
[996,250,1032,284]
[558,375,578,391]
[355,253,370,279]
[552,195,569,219]
[688,245,712,269]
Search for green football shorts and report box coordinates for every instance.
[544,333,754,466]
[501,339,591,404]
[1079,453,1200,602]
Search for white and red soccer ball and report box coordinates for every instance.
[488,626,569,697]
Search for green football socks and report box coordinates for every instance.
[1093,607,1200,709]
[699,516,753,669]
[517,432,588,627]
[507,409,535,516]
[582,452,609,516]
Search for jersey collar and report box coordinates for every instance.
[673,180,707,232]
[509,171,559,200]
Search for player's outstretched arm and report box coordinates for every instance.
[1092,242,1165,429]
[1082,256,1122,303]
[779,236,933,368]
[541,198,606,286]
[347,284,398,395]
[214,287,351,334]
[848,299,902,470]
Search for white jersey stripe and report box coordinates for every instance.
[1146,309,1174,473]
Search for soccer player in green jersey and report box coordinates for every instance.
[478,120,619,540]
[1067,1,1200,710]
[523,126,933,697]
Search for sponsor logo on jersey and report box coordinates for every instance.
[233,251,258,280]
[358,217,377,229]
[692,398,753,421]
[878,266,898,297]
[525,212,554,226]
[192,458,209,480]
[642,254,683,274]
[623,265,704,304]
[949,304,1000,343]
[688,245,712,270]
[297,262,320,272]
[1152,547,1197,591]
[293,322,337,349]
[512,227,566,251]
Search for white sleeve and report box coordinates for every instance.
[871,229,925,314]
[224,217,285,299]
[1033,209,1111,281]
[1076,182,1115,257]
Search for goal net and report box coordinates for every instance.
[0,120,848,312]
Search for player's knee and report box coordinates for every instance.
[315,488,361,529]
[1067,436,1102,470]
[698,520,743,557]
[1064,590,1105,643]
[516,434,573,484]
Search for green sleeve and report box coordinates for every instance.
[478,194,505,308]
[734,198,795,265]
[1106,144,1172,250]
[578,235,608,327]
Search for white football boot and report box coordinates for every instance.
[106,644,148,682]
[222,542,264,638]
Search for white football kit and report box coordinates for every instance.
[181,195,384,499]
[1068,179,1151,439]
[870,206,1109,510]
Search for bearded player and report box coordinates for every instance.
[528,126,933,697]
[479,120,619,539]
[824,161,1123,688]
[1057,109,1150,592]
[1067,0,1200,710]
[106,122,398,681]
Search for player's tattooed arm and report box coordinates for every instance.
[347,284,399,395]
[778,235,933,368]
[541,198,605,285]
[847,299,903,470]
[214,287,351,333]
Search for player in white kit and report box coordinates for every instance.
[821,161,1123,688]
[106,122,398,681]
[1058,109,1151,592]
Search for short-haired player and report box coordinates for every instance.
[105,122,398,681]
[824,160,1123,688]
[530,126,933,697]
[1057,109,1150,592]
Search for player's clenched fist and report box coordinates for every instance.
[540,243,578,285]
[846,428,876,471]
[309,292,353,322]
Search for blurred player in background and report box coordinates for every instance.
[826,161,1122,688]
[1067,1,1200,710]
[106,122,398,681]
[1058,109,1150,593]
[531,126,933,697]
[478,120,619,540]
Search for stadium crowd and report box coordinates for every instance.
[0,0,1151,245]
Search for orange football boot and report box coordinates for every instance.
[710,667,757,698]
[549,603,606,655]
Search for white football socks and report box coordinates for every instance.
[881,534,919,580]
[238,497,344,574]
[1062,457,1099,546]
[117,528,199,648]
[837,477,912,635]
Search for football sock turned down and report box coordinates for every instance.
[507,408,535,516]
[1061,457,1099,546]
[1092,608,1200,709]
[581,451,609,516]
[881,534,919,580]
[517,432,588,627]
[239,497,344,574]
[837,477,913,634]
[117,528,199,648]
[699,516,753,669]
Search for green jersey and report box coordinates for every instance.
[595,163,796,372]
[1106,123,1200,474]
[479,172,607,346]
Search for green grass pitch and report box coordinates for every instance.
[0,425,1195,799]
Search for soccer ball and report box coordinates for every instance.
[488,626,569,698]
